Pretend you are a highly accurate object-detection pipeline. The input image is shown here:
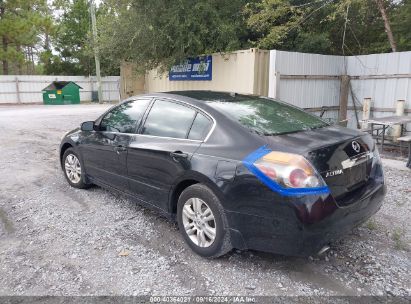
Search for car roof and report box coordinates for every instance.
[166,90,255,101]
[133,90,262,116]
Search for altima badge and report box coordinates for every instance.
[352,141,361,153]
[325,169,343,178]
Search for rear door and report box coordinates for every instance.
[81,98,151,191]
[127,98,213,211]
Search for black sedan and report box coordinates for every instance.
[60,91,386,257]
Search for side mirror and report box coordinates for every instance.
[81,121,95,131]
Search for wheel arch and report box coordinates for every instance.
[60,141,91,186]
[169,172,224,218]
[60,142,73,167]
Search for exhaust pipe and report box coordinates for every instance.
[317,245,330,256]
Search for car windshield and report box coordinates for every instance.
[204,94,329,135]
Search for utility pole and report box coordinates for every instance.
[90,0,103,103]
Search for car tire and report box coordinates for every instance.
[62,148,91,189]
[177,183,232,258]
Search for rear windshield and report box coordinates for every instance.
[205,95,329,135]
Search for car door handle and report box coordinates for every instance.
[170,151,188,159]
[114,145,127,153]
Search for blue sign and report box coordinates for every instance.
[169,56,212,81]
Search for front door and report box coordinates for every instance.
[80,98,152,191]
[81,131,130,191]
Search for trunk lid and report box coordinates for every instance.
[264,126,376,205]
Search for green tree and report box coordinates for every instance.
[98,0,251,73]
[391,0,411,51]
[47,0,118,76]
[0,0,52,74]
[244,0,404,55]
[47,0,94,75]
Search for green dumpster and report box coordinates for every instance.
[42,81,82,105]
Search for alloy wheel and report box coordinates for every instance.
[182,197,216,247]
[65,154,82,184]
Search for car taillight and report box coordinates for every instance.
[289,168,309,188]
[243,146,329,196]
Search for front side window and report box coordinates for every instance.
[142,100,196,139]
[100,99,150,133]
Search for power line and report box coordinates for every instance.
[285,0,335,35]
[291,0,330,9]
[341,3,350,57]
[348,23,362,51]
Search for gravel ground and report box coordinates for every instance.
[0,104,410,297]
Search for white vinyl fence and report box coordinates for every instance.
[0,75,120,104]
[268,50,411,131]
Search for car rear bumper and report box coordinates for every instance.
[225,180,386,256]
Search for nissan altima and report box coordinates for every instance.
[59,91,386,258]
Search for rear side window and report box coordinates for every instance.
[206,95,329,135]
[188,113,212,140]
[142,100,196,139]
[100,99,151,133]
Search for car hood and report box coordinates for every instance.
[66,127,81,137]
[61,127,81,143]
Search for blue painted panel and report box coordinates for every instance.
[169,56,212,81]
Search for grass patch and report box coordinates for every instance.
[365,219,378,230]
[392,228,408,251]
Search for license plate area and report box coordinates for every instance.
[346,163,368,190]
[342,151,373,189]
